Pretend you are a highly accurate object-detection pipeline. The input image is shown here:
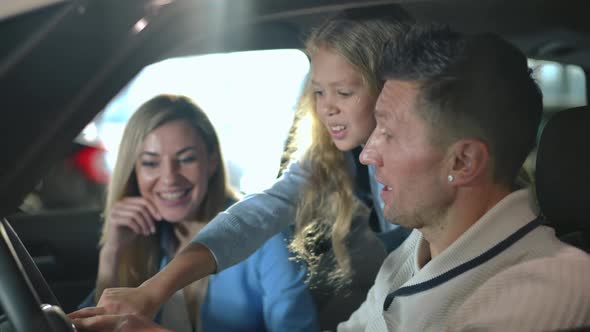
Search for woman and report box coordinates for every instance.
[78,94,319,332]
[71,5,414,327]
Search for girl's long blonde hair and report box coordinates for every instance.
[97,94,236,299]
[286,7,413,286]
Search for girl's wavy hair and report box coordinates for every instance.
[283,6,413,288]
[96,94,236,300]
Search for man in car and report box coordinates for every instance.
[338,24,590,331]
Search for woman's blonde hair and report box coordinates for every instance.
[97,94,235,299]
[286,7,413,286]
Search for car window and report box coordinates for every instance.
[522,59,586,181]
[20,56,586,213]
[99,49,309,193]
[529,59,587,112]
[20,49,310,213]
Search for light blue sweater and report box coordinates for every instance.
[81,223,320,332]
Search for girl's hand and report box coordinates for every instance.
[69,306,170,332]
[97,285,161,319]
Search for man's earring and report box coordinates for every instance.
[447,175,454,183]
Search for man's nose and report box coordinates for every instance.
[360,131,382,167]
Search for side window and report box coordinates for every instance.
[21,49,309,213]
[529,59,587,112]
[522,59,587,180]
[99,49,309,194]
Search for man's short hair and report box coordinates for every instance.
[380,24,543,186]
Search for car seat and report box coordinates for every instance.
[535,105,589,252]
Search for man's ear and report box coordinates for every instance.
[446,139,490,186]
[208,152,220,179]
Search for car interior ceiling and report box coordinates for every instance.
[0,0,588,330]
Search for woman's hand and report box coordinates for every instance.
[95,197,162,301]
[69,307,171,332]
[103,197,161,250]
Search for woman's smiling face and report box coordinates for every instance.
[135,119,217,222]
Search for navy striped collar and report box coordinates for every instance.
[384,216,543,311]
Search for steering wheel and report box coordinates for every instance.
[0,218,76,331]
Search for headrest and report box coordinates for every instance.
[535,106,590,233]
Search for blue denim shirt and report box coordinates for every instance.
[80,222,319,332]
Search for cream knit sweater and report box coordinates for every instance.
[338,189,590,331]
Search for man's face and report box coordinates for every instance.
[360,80,452,229]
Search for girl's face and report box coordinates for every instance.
[135,119,218,222]
[311,46,378,151]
